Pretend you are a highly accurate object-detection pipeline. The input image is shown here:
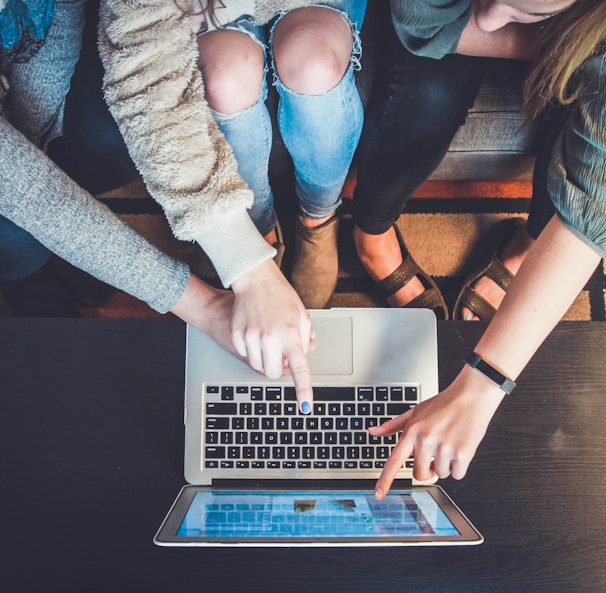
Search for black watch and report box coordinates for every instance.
[465,352,516,395]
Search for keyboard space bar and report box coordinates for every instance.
[284,386,355,401]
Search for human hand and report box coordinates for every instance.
[230,259,314,413]
[370,367,505,499]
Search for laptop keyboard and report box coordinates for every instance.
[203,384,418,472]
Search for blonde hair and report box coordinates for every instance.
[524,0,606,118]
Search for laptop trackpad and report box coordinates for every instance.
[307,316,353,375]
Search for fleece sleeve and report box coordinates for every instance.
[98,0,274,287]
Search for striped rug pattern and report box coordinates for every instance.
[87,177,606,322]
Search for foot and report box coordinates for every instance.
[289,212,339,309]
[460,224,534,320]
[353,225,425,308]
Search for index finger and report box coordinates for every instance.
[285,344,314,414]
[374,434,414,500]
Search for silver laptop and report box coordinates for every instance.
[154,308,483,546]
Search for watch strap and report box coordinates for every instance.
[465,352,516,395]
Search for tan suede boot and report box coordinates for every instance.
[273,220,286,269]
[290,214,339,309]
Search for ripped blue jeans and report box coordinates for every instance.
[205,1,367,236]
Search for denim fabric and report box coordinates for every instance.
[0,214,51,280]
[0,0,85,280]
[208,0,367,235]
[353,20,485,235]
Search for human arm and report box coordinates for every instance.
[97,0,314,406]
[371,215,601,498]
[1,114,303,380]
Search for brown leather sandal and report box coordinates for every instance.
[453,217,527,321]
[374,224,449,320]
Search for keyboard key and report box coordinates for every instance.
[207,417,229,430]
[387,403,411,416]
[376,387,389,401]
[205,446,225,458]
[206,402,236,415]
[357,387,373,401]
[266,387,282,401]
[254,403,267,416]
[405,386,418,401]
[306,417,319,430]
[321,417,334,430]
[272,447,285,459]
[372,403,385,415]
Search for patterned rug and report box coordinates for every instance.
[84,177,606,321]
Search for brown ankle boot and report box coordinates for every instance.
[273,220,286,269]
[290,214,339,309]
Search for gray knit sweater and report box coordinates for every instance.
[98,0,338,287]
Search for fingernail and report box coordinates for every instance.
[301,401,311,415]
[464,313,473,321]
[374,488,383,500]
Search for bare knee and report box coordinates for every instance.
[273,7,353,95]
[197,30,265,114]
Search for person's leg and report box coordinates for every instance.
[0,0,110,314]
[352,22,485,308]
[197,22,278,245]
[456,104,570,320]
[2,0,86,281]
[0,216,51,281]
[47,0,139,195]
[271,2,366,307]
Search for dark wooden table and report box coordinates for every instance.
[1,318,605,593]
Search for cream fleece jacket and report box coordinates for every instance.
[98,0,337,287]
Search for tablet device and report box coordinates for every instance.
[154,484,483,546]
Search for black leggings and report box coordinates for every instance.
[352,15,565,239]
[353,20,485,235]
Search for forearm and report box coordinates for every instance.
[0,118,189,313]
[456,17,540,59]
[474,215,601,381]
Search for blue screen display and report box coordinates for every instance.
[177,490,460,538]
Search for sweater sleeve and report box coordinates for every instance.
[390,0,472,59]
[0,116,189,314]
[98,0,274,287]
[548,54,606,256]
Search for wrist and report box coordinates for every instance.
[465,352,517,395]
[455,364,508,405]
[231,259,278,293]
